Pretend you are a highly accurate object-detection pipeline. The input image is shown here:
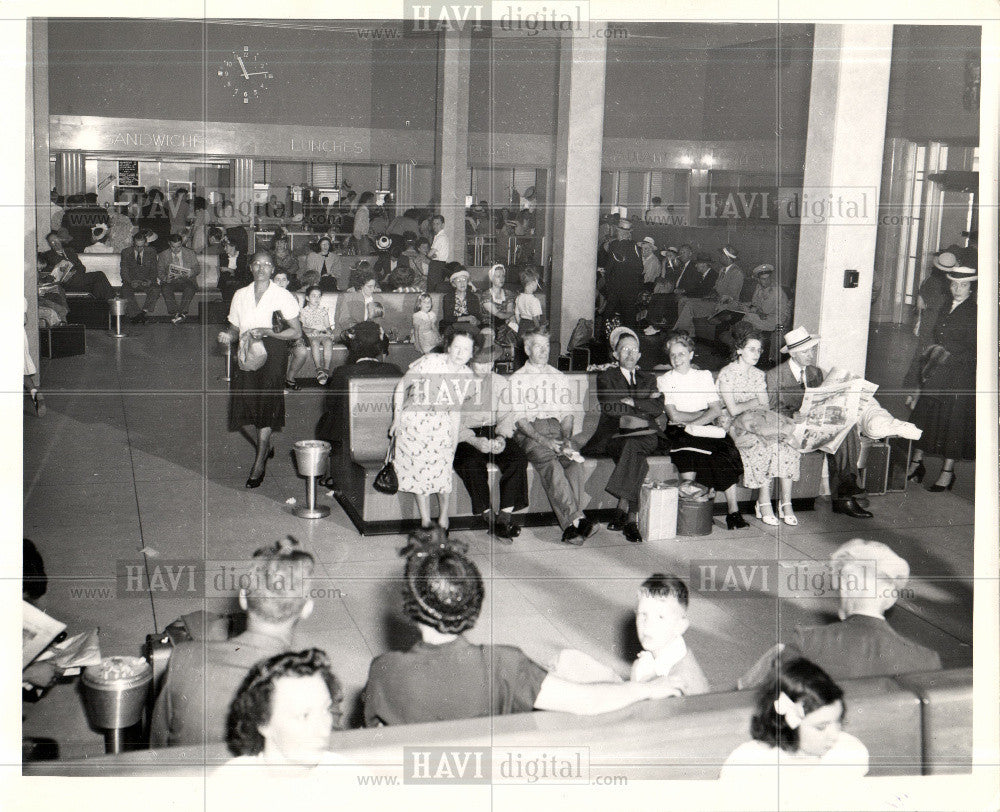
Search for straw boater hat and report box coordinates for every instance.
[608,325,639,350]
[945,266,977,282]
[780,326,820,354]
[722,245,738,261]
[933,251,958,272]
[90,224,109,242]
[617,218,632,231]
[641,236,657,248]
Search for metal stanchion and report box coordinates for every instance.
[108,297,127,338]
[292,440,332,519]
[219,340,231,382]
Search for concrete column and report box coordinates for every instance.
[26,20,49,374]
[230,157,255,230]
[550,27,607,350]
[433,29,471,265]
[395,163,415,211]
[54,150,85,196]
[792,24,893,374]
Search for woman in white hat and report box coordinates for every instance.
[906,266,977,491]
[440,266,482,332]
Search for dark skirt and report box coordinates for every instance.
[911,352,976,461]
[228,336,290,431]
[659,426,744,492]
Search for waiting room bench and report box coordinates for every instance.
[24,667,968,779]
[331,373,823,536]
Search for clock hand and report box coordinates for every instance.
[236,56,249,79]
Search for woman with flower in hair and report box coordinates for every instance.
[720,657,869,780]
[361,528,684,727]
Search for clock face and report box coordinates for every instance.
[218,46,273,104]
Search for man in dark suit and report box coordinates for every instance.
[581,328,664,543]
[317,321,402,464]
[41,231,114,300]
[766,326,872,519]
[602,220,644,328]
[673,255,721,333]
[738,539,941,687]
[119,232,161,323]
[156,234,200,324]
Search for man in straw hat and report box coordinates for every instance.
[738,539,941,687]
[766,326,873,519]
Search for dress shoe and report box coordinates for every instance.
[622,521,643,543]
[726,511,749,530]
[284,379,301,391]
[245,447,274,488]
[576,517,599,540]
[928,470,956,492]
[754,501,780,526]
[606,509,628,532]
[907,461,926,483]
[130,311,147,325]
[832,497,873,519]
[561,525,584,545]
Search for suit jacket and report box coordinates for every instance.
[318,360,403,452]
[766,360,823,417]
[41,246,86,277]
[787,614,942,681]
[715,263,744,301]
[156,246,200,283]
[119,245,158,285]
[925,296,977,392]
[581,366,664,457]
[678,266,719,298]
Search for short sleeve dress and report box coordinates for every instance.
[716,361,800,489]
[656,367,744,491]
[394,352,473,495]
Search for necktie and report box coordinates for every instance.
[136,251,142,264]
[321,258,328,275]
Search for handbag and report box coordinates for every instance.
[919,343,951,384]
[237,331,268,372]
[373,437,399,495]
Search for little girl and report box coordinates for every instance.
[514,269,544,333]
[299,286,335,385]
[412,292,442,355]
[720,657,869,781]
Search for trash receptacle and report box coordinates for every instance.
[80,656,152,754]
[676,482,714,536]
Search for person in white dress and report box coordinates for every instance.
[720,656,869,782]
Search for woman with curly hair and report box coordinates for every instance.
[361,528,683,727]
[720,657,869,780]
[223,648,343,772]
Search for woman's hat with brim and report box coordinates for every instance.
[752,263,775,278]
[450,269,471,285]
[945,266,978,282]
[933,251,958,272]
[608,325,640,350]
[780,326,820,354]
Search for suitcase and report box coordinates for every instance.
[39,324,87,358]
[860,438,912,494]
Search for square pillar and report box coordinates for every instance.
[550,28,607,350]
[230,157,255,230]
[792,24,893,373]
[433,29,471,265]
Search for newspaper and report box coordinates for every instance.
[788,374,880,454]
[22,600,66,668]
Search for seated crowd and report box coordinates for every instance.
[144,530,937,777]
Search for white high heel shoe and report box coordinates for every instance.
[778,502,799,526]
[755,501,780,526]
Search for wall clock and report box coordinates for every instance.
[218,46,274,104]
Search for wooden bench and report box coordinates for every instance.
[332,372,822,535]
[25,668,966,779]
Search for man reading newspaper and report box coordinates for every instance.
[767,327,920,520]
[156,233,201,323]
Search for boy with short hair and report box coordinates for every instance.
[631,573,710,695]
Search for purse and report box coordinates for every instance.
[237,331,268,372]
[373,437,399,495]
[919,344,951,384]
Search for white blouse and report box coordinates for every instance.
[719,732,869,781]
[228,281,300,333]
[656,368,719,414]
